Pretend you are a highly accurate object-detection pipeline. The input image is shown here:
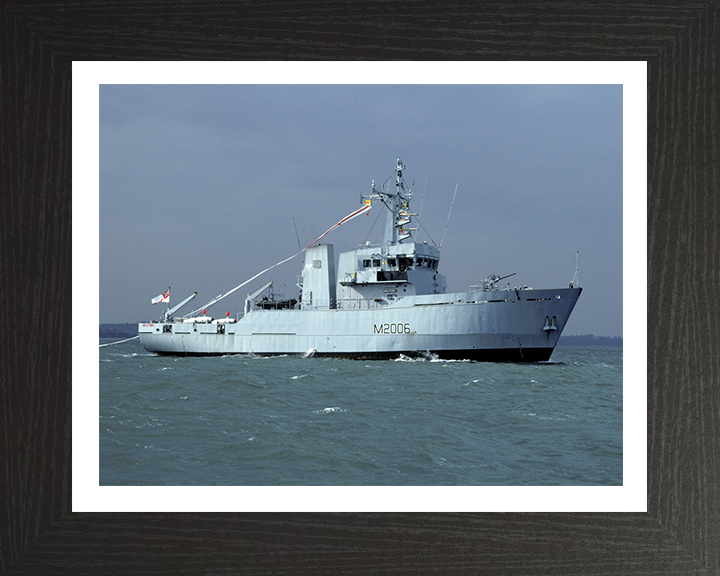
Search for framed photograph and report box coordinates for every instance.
[3,3,717,574]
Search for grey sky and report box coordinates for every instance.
[100,84,622,337]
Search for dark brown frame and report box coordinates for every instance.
[2,2,718,574]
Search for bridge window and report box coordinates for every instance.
[362,259,371,267]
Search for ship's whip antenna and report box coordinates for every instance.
[439,183,458,252]
[417,174,428,220]
[292,218,302,251]
[414,173,439,248]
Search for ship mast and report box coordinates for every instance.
[364,158,415,246]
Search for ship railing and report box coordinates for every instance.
[242,298,390,311]
[336,298,388,310]
[300,299,333,310]
[469,284,513,293]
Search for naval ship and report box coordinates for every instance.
[139,159,582,361]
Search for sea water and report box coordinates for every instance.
[99,340,622,486]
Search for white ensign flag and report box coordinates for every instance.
[151,289,170,305]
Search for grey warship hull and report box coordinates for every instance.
[138,159,582,362]
[139,287,581,362]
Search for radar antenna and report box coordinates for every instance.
[361,158,416,245]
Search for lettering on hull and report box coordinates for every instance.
[373,323,411,334]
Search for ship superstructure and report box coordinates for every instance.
[139,159,581,361]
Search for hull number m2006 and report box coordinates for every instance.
[373,323,411,334]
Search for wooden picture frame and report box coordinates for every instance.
[2,2,717,573]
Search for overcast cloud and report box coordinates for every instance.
[100,84,622,337]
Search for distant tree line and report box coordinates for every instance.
[557,334,622,347]
[99,323,137,338]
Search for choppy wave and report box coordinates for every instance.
[311,406,346,414]
[100,342,622,486]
